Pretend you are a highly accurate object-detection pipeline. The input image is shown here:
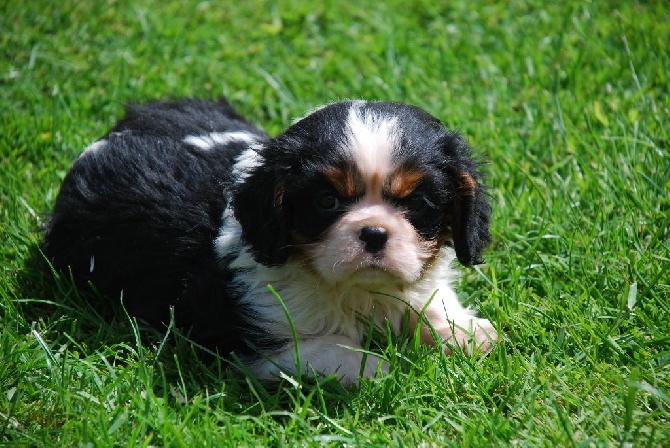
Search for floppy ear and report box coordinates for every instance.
[232,162,289,266]
[451,171,492,266]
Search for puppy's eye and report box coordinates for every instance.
[405,193,429,213]
[315,192,340,212]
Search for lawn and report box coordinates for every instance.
[1,0,668,445]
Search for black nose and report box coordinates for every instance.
[359,226,388,253]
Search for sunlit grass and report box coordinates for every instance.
[1,0,668,445]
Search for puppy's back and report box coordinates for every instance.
[43,100,266,349]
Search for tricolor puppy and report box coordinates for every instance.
[44,99,497,385]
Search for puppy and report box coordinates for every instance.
[43,98,497,385]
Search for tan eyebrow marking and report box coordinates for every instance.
[322,166,364,197]
[387,168,426,198]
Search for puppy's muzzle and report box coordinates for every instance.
[359,226,388,253]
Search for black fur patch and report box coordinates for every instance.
[43,98,492,361]
[44,100,269,355]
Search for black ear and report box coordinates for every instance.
[232,162,289,266]
[452,171,492,266]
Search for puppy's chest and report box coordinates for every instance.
[235,263,410,342]
[330,288,409,339]
[290,286,409,342]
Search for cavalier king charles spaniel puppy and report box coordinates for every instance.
[43,98,497,385]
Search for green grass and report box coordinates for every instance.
[1,0,669,445]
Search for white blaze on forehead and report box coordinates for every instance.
[342,103,401,180]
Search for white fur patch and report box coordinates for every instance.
[225,235,490,383]
[183,131,259,150]
[231,144,263,180]
[213,145,263,262]
[231,255,411,345]
[219,201,494,383]
[342,103,402,182]
[405,247,498,354]
[225,233,460,349]
[247,335,388,386]
[214,208,242,261]
[79,139,107,157]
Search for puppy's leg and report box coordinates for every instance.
[248,335,388,386]
[411,289,498,355]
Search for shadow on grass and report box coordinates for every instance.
[16,241,132,347]
[14,241,361,414]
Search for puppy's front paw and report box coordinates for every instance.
[337,352,389,386]
[467,318,498,355]
[249,335,389,387]
[441,318,498,356]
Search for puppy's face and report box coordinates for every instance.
[233,101,491,286]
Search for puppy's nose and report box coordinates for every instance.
[359,226,388,253]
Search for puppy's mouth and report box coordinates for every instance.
[346,263,400,286]
[354,265,389,277]
[301,216,433,285]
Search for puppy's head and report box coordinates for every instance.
[233,101,491,286]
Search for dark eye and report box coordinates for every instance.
[315,192,340,212]
[405,193,429,213]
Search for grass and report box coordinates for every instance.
[1,0,669,445]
